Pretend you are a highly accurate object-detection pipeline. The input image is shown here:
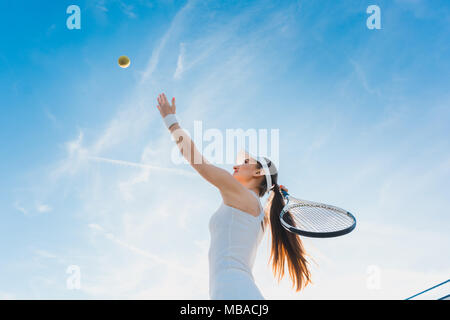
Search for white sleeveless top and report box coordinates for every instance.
[208,190,266,299]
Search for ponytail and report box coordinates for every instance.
[266,183,312,292]
[256,158,312,292]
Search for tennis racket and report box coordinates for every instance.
[280,189,356,238]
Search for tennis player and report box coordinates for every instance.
[156,93,311,299]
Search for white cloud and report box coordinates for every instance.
[37,204,52,213]
[13,201,28,215]
[12,201,51,216]
[119,1,137,18]
[34,250,58,259]
[140,0,195,84]
[82,222,209,298]
[44,108,58,126]
[88,156,195,176]
[96,0,108,12]
[173,42,186,79]
[51,130,88,179]
[349,59,382,97]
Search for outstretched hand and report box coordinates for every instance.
[156,93,176,117]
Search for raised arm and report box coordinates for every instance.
[156,93,244,196]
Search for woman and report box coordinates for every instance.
[156,93,311,299]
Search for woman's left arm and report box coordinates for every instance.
[156,93,244,197]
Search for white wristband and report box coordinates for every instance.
[163,114,178,129]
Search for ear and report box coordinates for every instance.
[253,169,264,178]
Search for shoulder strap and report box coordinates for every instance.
[249,190,265,221]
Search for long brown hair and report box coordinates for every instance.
[256,157,312,292]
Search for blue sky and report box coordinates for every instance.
[0,0,449,299]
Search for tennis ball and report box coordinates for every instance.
[118,55,130,68]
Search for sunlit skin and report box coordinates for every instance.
[232,158,265,197]
[233,158,288,196]
[156,92,287,217]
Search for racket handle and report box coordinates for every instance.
[281,189,289,198]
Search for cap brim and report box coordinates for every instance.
[236,149,274,176]
[236,150,259,165]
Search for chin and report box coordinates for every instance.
[233,174,242,182]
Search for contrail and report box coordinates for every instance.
[87,156,196,177]
[88,224,206,280]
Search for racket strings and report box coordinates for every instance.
[285,204,354,233]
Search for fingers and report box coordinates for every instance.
[157,93,176,113]
[157,94,164,104]
[157,93,170,105]
[162,93,168,105]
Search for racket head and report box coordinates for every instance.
[280,192,356,238]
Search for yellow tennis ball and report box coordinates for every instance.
[118,55,130,68]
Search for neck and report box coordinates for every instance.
[242,181,260,197]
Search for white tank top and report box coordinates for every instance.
[208,190,265,292]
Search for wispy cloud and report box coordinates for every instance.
[37,204,52,213]
[81,221,209,299]
[349,59,382,97]
[118,1,137,18]
[13,201,28,215]
[88,223,204,279]
[96,0,108,12]
[140,0,196,84]
[44,108,58,126]
[51,130,88,179]
[13,201,52,215]
[173,42,186,80]
[34,249,58,259]
[88,156,196,177]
